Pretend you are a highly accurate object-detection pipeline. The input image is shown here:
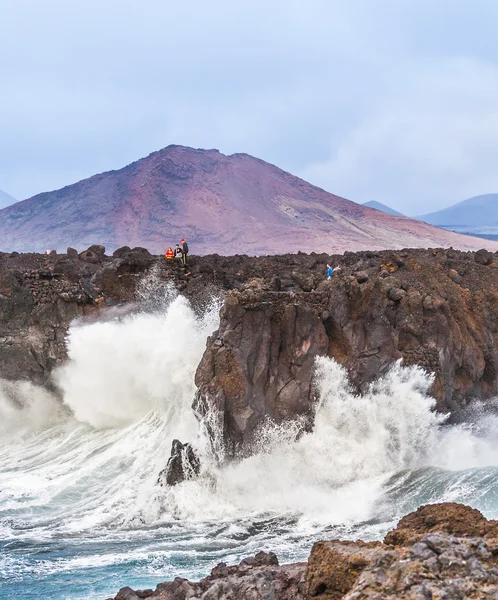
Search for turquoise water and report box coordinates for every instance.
[2,297,498,599]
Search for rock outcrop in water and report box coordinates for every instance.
[1,246,498,450]
[157,439,201,486]
[106,503,498,600]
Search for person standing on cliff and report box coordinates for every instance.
[327,264,341,280]
[174,244,183,265]
[181,238,189,265]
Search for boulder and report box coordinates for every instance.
[158,439,200,486]
[87,244,106,256]
[384,502,498,546]
[79,249,100,264]
[388,287,406,302]
[67,247,78,258]
[113,246,131,258]
[356,271,369,284]
[475,249,494,265]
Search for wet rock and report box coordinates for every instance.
[195,295,329,454]
[105,502,498,600]
[158,439,200,486]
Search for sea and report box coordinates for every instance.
[2,285,498,599]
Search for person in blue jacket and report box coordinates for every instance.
[326,264,341,280]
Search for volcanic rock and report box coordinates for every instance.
[2,247,498,442]
[158,439,200,486]
[474,248,494,265]
[384,502,498,546]
[106,503,498,600]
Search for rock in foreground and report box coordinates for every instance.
[106,504,498,599]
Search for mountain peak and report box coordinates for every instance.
[0,149,496,254]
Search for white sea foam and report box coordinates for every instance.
[1,289,498,561]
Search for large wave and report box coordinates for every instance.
[3,289,498,598]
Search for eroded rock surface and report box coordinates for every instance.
[157,439,200,486]
[107,552,306,600]
[1,247,498,448]
[106,503,498,600]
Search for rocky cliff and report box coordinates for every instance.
[1,247,498,446]
[106,503,498,599]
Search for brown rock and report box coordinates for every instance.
[79,249,100,264]
[384,502,498,546]
[388,287,406,302]
[448,268,462,284]
[475,248,494,265]
[305,540,383,599]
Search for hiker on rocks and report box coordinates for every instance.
[327,264,341,280]
[165,247,174,260]
[181,238,189,265]
[174,244,183,264]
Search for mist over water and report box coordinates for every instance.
[1,287,498,599]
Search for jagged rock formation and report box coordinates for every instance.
[195,247,498,452]
[157,439,200,486]
[1,247,498,446]
[0,146,496,255]
[106,503,498,599]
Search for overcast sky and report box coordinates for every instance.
[2,0,498,214]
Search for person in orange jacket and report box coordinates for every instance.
[165,247,174,260]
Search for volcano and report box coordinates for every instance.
[0,145,496,254]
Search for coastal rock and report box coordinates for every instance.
[157,439,200,486]
[107,552,306,600]
[384,502,498,546]
[305,540,384,598]
[1,247,498,438]
[194,291,329,453]
[106,503,498,600]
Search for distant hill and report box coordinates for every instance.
[0,145,496,255]
[0,189,17,209]
[419,194,498,228]
[363,201,404,217]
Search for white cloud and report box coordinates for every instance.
[299,58,498,214]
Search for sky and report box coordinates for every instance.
[2,0,498,215]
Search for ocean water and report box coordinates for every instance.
[2,290,498,599]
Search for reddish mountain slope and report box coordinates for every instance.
[0,145,496,254]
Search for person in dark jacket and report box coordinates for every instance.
[174,244,183,265]
[181,238,189,265]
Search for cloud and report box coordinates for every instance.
[1,0,498,213]
[300,58,498,214]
